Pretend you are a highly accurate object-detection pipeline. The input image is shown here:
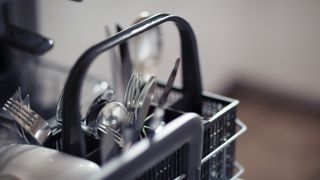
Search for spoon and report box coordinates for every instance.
[56,81,113,126]
[97,102,130,163]
[130,11,162,75]
[81,96,109,138]
[96,102,129,147]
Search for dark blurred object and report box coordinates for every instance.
[0,0,10,5]
[0,0,53,111]
[0,0,53,55]
[0,22,54,55]
[0,1,20,105]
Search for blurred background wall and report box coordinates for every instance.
[36,0,320,103]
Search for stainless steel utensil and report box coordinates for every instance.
[130,11,162,75]
[123,73,144,126]
[100,128,117,163]
[158,58,180,106]
[106,25,124,101]
[123,73,143,111]
[5,87,60,144]
[122,73,156,142]
[10,87,30,142]
[98,73,156,157]
[56,81,113,126]
[96,102,128,147]
[117,24,133,88]
[3,98,51,145]
[81,93,110,138]
[132,75,156,140]
[145,58,181,136]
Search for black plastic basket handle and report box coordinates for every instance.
[61,13,203,157]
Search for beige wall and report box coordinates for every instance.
[37,0,320,102]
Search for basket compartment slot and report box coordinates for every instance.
[139,84,245,179]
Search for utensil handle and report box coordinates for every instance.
[62,13,203,157]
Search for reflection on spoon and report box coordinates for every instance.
[96,102,128,147]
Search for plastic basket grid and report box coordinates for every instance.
[137,145,187,180]
[136,86,238,179]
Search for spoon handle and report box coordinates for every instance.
[117,24,133,87]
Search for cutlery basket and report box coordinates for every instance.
[140,85,246,180]
[59,13,246,180]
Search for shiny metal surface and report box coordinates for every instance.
[3,99,51,145]
[97,102,128,147]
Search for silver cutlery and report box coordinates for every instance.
[100,128,117,163]
[123,73,143,130]
[96,102,128,148]
[82,94,110,138]
[132,75,156,140]
[116,24,133,90]
[123,73,156,122]
[158,58,180,107]
[56,81,113,133]
[123,73,144,113]
[10,87,30,143]
[122,73,156,143]
[145,58,181,136]
[97,73,156,150]
[130,11,162,75]
[106,25,124,101]
[3,98,51,145]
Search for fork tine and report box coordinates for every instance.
[3,102,32,128]
[108,131,122,143]
[99,127,123,146]
[97,124,122,142]
[111,133,121,142]
[10,98,31,113]
[98,123,122,139]
[97,121,125,147]
[106,126,122,139]
[6,99,35,125]
[3,96,51,145]
[112,136,123,146]
[10,98,43,124]
[103,126,124,146]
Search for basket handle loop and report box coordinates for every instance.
[61,13,203,157]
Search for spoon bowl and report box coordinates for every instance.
[96,102,128,141]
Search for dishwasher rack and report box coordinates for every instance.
[58,13,247,180]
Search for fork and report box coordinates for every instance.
[98,123,125,147]
[3,98,51,145]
